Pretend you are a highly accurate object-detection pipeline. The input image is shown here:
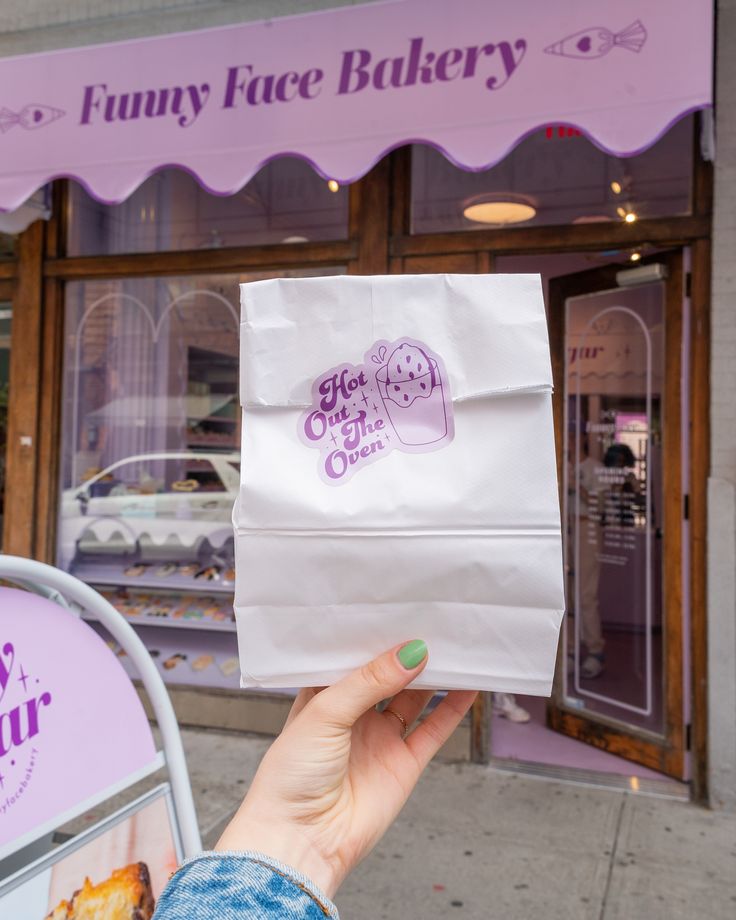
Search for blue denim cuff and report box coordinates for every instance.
[153,850,339,919]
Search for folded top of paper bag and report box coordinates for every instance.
[240,274,552,407]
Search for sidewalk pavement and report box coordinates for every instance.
[175,727,736,920]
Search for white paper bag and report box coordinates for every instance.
[234,274,564,693]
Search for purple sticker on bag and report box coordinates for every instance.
[299,337,455,485]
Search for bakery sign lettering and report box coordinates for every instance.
[78,37,527,129]
[299,338,455,485]
[0,640,51,814]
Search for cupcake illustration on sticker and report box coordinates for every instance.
[373,339,452,447]
[299,336,454,485]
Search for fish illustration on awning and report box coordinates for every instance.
[544,21,647,59]
[0,103,66,134]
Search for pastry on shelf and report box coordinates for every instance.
[45,862,155,919]
[113,593,152,618]
[194,565,220,582]
[124,564,148,578]
[155,563,178,577]
[170,478,200,492]
[179,597,221,620]
[143,600,173,618]
[140,593,188,618]
[192,654,214,672]
[171,594,195,618]
[220,656,240,677]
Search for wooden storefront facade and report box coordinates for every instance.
[0,127,713,798]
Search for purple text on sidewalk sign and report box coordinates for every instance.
[0,588,155,855]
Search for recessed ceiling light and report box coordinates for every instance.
[327,179,340,193]
[463,194,536,226]
[630,251,642,262]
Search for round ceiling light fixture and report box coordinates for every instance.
[462,193,537,226]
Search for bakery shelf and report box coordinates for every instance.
[87,620,241,690]
[82,610,237,633]
[71,562,235,594]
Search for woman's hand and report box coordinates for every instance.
[215,641,477,899]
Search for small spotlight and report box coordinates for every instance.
[611,180,622,195]
[327,179,340,193]
[616,206,627,219]
[630,251,641,262]
[624,212,637,224]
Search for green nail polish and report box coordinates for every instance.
[398,639,427,670]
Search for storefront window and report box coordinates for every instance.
[0,303,10,549]
[411,116,693,233]
[67,158,349,256]
[58,268,343,685]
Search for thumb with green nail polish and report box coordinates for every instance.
[398,638,428,669]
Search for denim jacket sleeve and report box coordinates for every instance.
[153,851,340,919]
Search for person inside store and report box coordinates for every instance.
[153,640,476,919]
[568,428,606,679]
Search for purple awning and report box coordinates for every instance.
[0,0,713,211]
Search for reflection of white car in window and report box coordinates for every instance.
[58,451,240,570]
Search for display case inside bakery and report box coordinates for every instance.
[58,264,344,694]
[56,215,346,696]
[57,273,243,691]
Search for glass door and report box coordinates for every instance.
[547,253,687,779]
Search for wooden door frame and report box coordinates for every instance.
[3,192,67,562]
[688,238,710,803]
[546,253,686,778]
[3,220,45,557]
[0,277,13,548]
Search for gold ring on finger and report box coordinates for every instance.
[384,706,409,737]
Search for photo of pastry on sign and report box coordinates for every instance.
[0,791,177,920]
[299,337,454,485]
[45,862,154,919]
